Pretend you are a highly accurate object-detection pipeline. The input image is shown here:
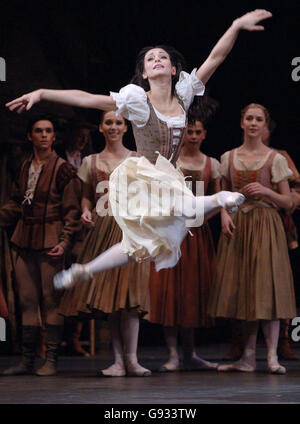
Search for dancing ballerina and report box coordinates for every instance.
[6,9,272,290]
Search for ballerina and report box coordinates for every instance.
[6,9,272,290]
[59,111,151,377]
[208,103,296,374]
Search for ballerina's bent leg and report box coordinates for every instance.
[54,191,244,290]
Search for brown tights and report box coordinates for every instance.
[14,250,64,326]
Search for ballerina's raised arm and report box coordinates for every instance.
[196,9,272,84]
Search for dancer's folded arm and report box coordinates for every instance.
[242,181,293,211]
[196,9,272,85]
[6,89,117,113]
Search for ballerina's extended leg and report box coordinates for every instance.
[177,191,245,219]
[54,192,245,291]
[54,243,132,290]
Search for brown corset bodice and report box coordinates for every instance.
[229,149,277,192]
[132,99,187,166]
[180,156,212,196]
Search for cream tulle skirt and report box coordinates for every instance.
[108,154,201,271]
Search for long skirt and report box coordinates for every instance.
[149,223,216,328]
[208,207,296,321]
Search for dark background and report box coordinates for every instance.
[1,0,300,159]
[0,0,299,345]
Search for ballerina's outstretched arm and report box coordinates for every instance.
[5,88,117,114]
[196,9,272,85]
[6,10,272,114]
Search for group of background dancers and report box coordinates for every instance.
[0,8,300,379]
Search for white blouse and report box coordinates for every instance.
[220,150,293,184]
[110,68,205,128]
[22,162,43,205]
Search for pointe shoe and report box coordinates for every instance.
[268,364,286,375]
[126,365,152,377]
[158,361,180,373]
[218,362,255,373]
[96,364,126,377]
[124,353,152,377]
[267,355,286,375]
[224,192,245,213]
[216,191,245,213]
[53,264,92,290]
[125,362,152,377]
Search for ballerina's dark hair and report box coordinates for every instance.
[130,45,187,95]
[187,94,219,129]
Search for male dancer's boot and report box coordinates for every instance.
[36,324,63,376]
[2,325,39,375]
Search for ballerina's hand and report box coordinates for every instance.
[234,9,272,31]
[5,89,43,114]
[47,244,65,258]
[242,182,269,198]
[221,213,236,239]
[81,210,95,228]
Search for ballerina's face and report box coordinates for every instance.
[241,107,267,138]
[142,48,176,81]
[185,120,207,149]
[99,111,127,144]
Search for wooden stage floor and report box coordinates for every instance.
[1,344,300,405]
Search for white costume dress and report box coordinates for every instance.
[108,70,205,271]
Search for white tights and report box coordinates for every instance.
[160,326,218,371]
[100,310,151,377]
[219,320,285,373]
[53,191,244,290]
[86,191,243,277]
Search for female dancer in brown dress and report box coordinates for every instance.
[208,104,296,374]
[59,111,150,376]
[149,107,220,372]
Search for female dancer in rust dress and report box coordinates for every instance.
[149,104,220,372]
[6,11,271,304]
[208,103,296,374]
[59,111,150,376]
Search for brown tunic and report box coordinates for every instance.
[0,151,82,251]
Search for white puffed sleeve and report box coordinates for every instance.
[220,151,230,179]
[211,157,221,180]
[175,68,205,111]
[110,84,150,128]
[271,153,294,184]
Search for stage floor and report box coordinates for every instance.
[1,344,300,404]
